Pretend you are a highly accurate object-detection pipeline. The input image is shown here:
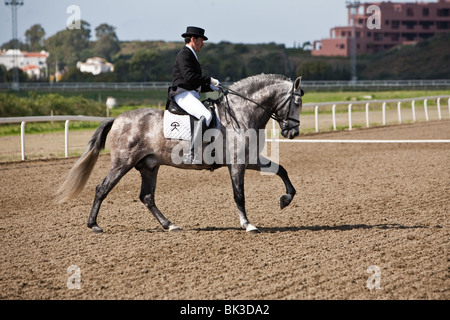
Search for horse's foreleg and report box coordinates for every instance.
[248,156,296,209]
[228,164,259,233]
[138,165,180,232]
[87,164,133,233]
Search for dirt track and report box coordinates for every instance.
[0,120,449,300]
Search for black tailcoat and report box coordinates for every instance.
[172,46,212,93]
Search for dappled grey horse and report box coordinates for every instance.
[56,74,303,233]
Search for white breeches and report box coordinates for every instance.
[174,90,212,127]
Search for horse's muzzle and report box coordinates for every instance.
[281,128,300,139]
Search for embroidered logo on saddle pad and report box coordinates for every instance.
[163,108,221,141]
[163,110,192,141]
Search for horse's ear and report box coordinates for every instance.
[294,76,302,90]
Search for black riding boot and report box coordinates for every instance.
[184,116,206,165]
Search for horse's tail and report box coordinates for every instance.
[55,119,115,204]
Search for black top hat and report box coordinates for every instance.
[181,26,208,41]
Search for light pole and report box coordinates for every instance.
[4,0,24,91]
[346,1,360,83]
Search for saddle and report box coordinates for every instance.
[164,88,219,141]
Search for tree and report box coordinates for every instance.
[129,49,161,81]
[94,23,120,61]
[113,59,130,82]
[0,65,7,82]
[25,24,46,52]
[0,39,26,51]
[44,20,91,68]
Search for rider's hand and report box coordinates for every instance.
[210,77,220,87]
[210,84,220,91]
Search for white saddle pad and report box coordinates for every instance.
[163,110,192,141]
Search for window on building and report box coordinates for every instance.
[422,8,430,17]
[402,20,417,30]
[402,33,417,41]
[340,44,345,49]
[437,8,450,17]
[419,21,434,30]
[385,20,390,25]
[436,21,450,29]
[419,33,434,40]
[392,20,400,29]
[374,32,383,41]
[407,8,414,17]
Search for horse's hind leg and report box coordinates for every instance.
[248,156,296,209]
[87,163,133,233]
[137,165,180,232]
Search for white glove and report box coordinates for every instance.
[210,77,220,87]
[210,84,220,91]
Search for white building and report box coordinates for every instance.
[0,49,49,79]
[76,57,114,75]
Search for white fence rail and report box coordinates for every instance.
[302,95,450,133]
[0,116,110,161]
[0,95,449,161]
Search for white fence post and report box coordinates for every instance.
[21,121,26,161]
[315,106,319,132]
[424,99,429,121]
[332,104,336,131]
[65,120,70,158]
[448,98,450,117]
[437,98,441,120]
[412,100,416,122]
[365,103,370,128]
[348,104,352,130]
[382,102,386,126]
[397,101,402,124]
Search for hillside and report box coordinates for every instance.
[2,28,448,82]
[357,32,450,80]
[113,32,450,81]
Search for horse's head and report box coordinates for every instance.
[276,76,303,139]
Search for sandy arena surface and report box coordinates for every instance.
[0,120,449,300]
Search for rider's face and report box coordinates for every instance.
[191,37,204,53]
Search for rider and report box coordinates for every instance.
[170,26,220,164]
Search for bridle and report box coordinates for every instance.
[218,83,302,132]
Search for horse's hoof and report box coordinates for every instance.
[280,194,293,209]
[168,224,181,232]
[246,224,260,233]
[91,226,103,233]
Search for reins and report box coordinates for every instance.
[219,84,279,122]
[218,83,301,131]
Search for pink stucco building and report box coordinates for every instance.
[312,0,450,57]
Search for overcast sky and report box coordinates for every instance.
[0,0,441,48]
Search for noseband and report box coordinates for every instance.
[219,83,301,132]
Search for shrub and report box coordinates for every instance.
[0,93,105,117]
